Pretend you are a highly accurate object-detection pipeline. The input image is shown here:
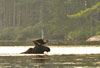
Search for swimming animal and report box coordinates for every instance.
[21,39,50,54]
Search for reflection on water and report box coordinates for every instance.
[0,46,100,68]
[0,54,100,68]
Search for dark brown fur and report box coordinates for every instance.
[21,45,50,54]
[21,39,50,54]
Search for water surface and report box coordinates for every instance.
[0,46,100,54]
[0,46,100,68]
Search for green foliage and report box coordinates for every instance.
[0,0,100,45]
[67,2,100,18]
[0,27,20,40]
[0,24,42,40]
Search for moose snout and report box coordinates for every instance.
[46,47,50,52]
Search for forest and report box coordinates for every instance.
[0,0,100,45]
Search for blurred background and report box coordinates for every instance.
[0,0,100,45]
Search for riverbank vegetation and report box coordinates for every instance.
[0,0,100,45]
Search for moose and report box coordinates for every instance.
[21,39,50,54]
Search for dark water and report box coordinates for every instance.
[0,54,100,68]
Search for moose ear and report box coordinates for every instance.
[32,39,36,42]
